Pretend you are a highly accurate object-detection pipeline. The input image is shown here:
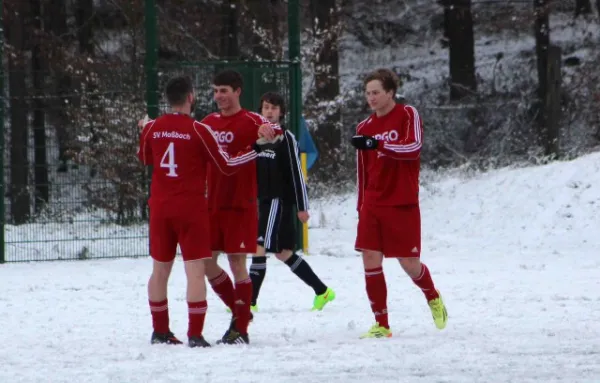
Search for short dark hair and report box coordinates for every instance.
[165,75,193,106]
[212,69,243,91]
[259,91,286,116]
[363,68,401,95]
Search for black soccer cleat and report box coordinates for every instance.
[188,335,211,348]
[151,331,183,345]
[219,315,237,341]
[216,328,250,345]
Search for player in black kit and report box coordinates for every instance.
[249,92,335,312]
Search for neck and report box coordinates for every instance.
[171,105,191,115]
[375,101,396,117]
[220,104,242,117]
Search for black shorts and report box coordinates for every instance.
[257,199,296,253]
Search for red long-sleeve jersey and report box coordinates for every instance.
[356,103,423,211]
[137,113,257,208]
[201,109,281,209]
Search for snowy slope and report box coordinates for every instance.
[2,153,600,382]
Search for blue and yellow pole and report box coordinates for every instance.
[300,153,309,255]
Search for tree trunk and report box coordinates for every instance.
[543,45,561,156]
[311,0,341,137]
[76,0,98,177]
[246,0,284,60]
[7,2,32,224]
[574,0,592,17]
[221,0,240,58]
[534,0,559,157]
[47,0,73,172]
[77,0,94,54]
[307,0,342,179]
[534,0,550,103]
[31,0,49,213]
[445,0,477,100]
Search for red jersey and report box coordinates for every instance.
[356,103,423,210]
[201,109,281,209]
[137,113,257,208]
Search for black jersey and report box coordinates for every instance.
[255,129,309,211]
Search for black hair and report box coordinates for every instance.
[165,75,193,106]
[212,69,243,91]
[259,91,286,116]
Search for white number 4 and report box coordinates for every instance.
[160,142,178,177]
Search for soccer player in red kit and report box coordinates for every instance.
[138,75,259,348]
[200,70,281,345]
[350,68,448,339]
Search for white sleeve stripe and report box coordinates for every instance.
[382,105,422,153]
[383,142,421,153]
[286,131,309,210]
[356,117,370,134]
[193,122,256,174]
[247,111,283,131]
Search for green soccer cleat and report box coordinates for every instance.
[311,287,336,311]
[428,290,448,330]
[359,323,392,339]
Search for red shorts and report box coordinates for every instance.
[149,199,211,263]
[355,204,421,257]
[210,208,258,254]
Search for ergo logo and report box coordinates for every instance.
[214,131,234,143]
[373,130,398,142]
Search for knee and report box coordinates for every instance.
[275,250,292,262]
[204,259,222,279]
[228,255,247,275]
[362,251,383,269]
[151,262,173,282]
[398,258,421,278]
[185,260,206,280]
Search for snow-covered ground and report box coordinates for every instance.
[2,152,600,382]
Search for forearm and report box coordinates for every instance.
[377,142,421,160]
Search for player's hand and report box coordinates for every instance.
[297,211,310,223]
[258,123,276,141]
[351,135,379,150]
[138,115,150,130]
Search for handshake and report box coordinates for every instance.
[350,135,379,150]
[253,123,283,152]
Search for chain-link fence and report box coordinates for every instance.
[1,0,302,262]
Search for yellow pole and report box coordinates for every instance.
[300,153,309,255]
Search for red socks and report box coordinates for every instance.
[150,299,208,338]
[149,299,170,333]
[209,270,235,311]
[234,278,253,335]
[411,263,439,301]
[364,267,389,329]
[187,300,207,338]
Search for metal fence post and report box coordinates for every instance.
[144,0,158,257]
[288,0,306,254]
[0,0,5,264]
[145,0,159,119]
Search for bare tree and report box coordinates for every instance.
[6,0,32,224]
[31,0,49,213]
[575,0,592,17]
[441,0,477,100]
[534,0,560,156]
[305,0,343,180]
